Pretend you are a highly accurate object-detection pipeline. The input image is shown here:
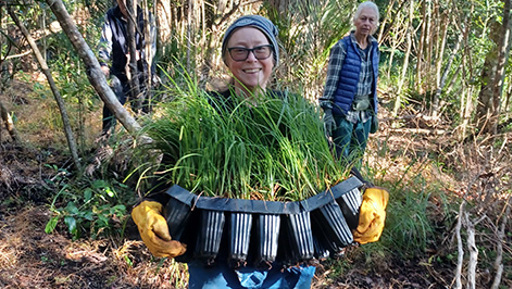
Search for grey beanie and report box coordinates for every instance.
[221,15,279,65]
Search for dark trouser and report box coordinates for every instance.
[331,114,371,167]
[188,262,315,289]
[101,72,151,135]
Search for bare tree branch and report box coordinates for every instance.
[453,202,464,289]
[465,211,477,289]
[8,6,81,171]
[490,197,510,289]
[0,99,20,144]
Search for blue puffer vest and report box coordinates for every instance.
[332,36,379,116]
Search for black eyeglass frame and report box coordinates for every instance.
[227,44,274,62]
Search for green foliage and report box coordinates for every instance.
[46,178,132,240]
[263,0,353,101]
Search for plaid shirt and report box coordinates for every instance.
[320,32,377,123]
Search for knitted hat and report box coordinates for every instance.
[221,15,279,65]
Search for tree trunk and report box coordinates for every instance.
[377,0,397,43]
[465,212,478,289]
[385,11,407,80]
[186,0,194,70]
[432,29,462,118]
[474,0,511,135]
[493,0,511,127]
[393,0,414,117]
[415,1,426,94]
[8,7,81,171]
[156,0,173,45]
[0,99,20,144]
[424,0,433,94]
[124,0,142,111]
[45,0,142,137]
[431,10,448,117]
[503,80,512,114]
[475,2,510,135]
[142,0,153,90]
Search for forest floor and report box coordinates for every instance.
[0,79,510,288]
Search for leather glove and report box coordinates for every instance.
[353,187,389,244]
[323,109,336,138]
[131,201,187,258]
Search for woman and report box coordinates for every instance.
[320,1,380,165]
[131,15,316,289]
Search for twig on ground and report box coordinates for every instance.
[490,196,510,289]
[453,202,464,289]
[465,211,477,289]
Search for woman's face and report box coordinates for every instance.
[354,7,378,38]
[224,27,274,94]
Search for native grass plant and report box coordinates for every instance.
[381,178,435,259]
[140,80,350,201]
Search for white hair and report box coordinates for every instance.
[353,1,380,24]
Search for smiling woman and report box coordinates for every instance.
[130,15,324,289]
[220,15,279,100]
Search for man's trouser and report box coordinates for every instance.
[101,72,151,135]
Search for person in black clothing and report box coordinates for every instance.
[98,0,156,136]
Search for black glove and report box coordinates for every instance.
[370,112,379,134]
[323,109,336,138]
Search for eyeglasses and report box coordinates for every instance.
[227,45,274,62]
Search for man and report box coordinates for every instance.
[98,0,156,136]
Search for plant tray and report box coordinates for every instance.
[163,176,363,267]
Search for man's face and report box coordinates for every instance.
[117,0,128,17]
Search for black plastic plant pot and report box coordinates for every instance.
[312,201,353,253]
[337,188,363,230]
[195,210,225,265]
[255,214,281,268]
[228,212,253,268]
[163,197,192,241]
[312,234,330,260]
[284,211,314,261]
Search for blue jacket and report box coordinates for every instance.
[332,36,379,116]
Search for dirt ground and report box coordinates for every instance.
[0,180,446,289]
[1,79,509,288]
[0,124,452,289]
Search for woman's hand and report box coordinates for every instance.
[131,201,187,258]
[352,187,389,244]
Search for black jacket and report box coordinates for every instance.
[98,5,155,82]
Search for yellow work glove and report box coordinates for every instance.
[131,201,187,258]
[352,187,389,245]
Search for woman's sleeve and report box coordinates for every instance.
[319,40,347,110]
